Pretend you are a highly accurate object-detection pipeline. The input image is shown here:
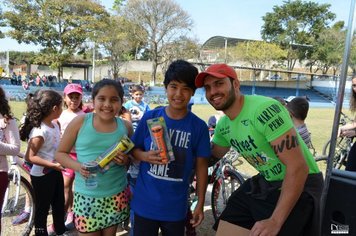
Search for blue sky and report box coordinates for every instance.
[0,0,352,52]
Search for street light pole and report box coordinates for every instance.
[92,42,96,83]
[5,51,9,76]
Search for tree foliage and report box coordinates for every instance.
[160,36,200,75]
[97,16,139,80]
[349,39,356,75]
[308,21,345,75]
[3,0,109,79]
[0,7,5,38]
[231,41,286,80]
[233,41,286,69]
[261,0,335,71]
[123,0,193,85]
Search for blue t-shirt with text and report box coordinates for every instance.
[131,107,211,221]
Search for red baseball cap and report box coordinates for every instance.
[195,64,238,88]
[64,83,83,95]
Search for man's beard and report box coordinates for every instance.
[209,86,236,111]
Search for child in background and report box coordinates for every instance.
[19,89,66,236]
[0,86,21,234]
[12,93,34,226]
[286,96,312,148]
[56,83,85,230]
[207,110,224,138]
[55,79,133,235]
[124,84,150,233]
[130,60,210,236]
[124,84,150,131]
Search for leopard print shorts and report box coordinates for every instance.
[73,186,130,233]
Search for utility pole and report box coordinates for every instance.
[5,51,9,76]
[92,42,95,83]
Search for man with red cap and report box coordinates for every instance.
[195,64,323,236]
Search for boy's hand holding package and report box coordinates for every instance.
[142,149,167,165]
[147,117,175,164]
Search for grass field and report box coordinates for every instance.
[10,101,341,155]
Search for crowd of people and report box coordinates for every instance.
[8,72,59,90]
[0,61,355,236]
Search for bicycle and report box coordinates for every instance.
[1,154,35,236]
[315,112,353,170]
[209,149,245,221]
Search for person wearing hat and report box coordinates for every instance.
[52,83,86,233]
[195,64,323,236]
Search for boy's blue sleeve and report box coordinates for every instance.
[132,112,149,149]
[195,120,211,158]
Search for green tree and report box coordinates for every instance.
[98,16,140,80]
[349,41,356,74]
[3,0,109,80]
[233,41,286,69]
[160,36,200,75]
[0,7,5,38]
[261,0,335,72]
[308,21,345,75]
[123,0,193,85]
[232,41,286,80]
[232,41,287,78]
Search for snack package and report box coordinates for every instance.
[147,117,174,164]
[96,134,134,169]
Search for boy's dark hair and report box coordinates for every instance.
[92,79,124,102]
[19,89,62,141]
[164,60,198,94]
[286,97,309,120]
[130,85,144,94]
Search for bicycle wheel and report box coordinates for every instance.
[2,174,35,236]
[321,138,350,169]
[315,156,328,176]
[211,169,244,221]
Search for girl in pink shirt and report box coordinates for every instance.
[0,86,21,233]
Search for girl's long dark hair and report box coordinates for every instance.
[0,86,14,120]
[19,89,62,141]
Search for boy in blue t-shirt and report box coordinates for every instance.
[130,60,211,236]
[124,85,150,131]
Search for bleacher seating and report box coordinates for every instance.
[240,86,331,103]
[0,82,336,107]
[0,79,12,85]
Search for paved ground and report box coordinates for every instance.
[2,185,216,236]
[4,161,257,236]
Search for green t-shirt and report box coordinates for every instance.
[213,95,319,181]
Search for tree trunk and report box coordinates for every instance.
[151,60,157,86]
[26,63,31,77]
[57,67,61,82]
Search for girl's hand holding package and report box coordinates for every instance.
[112,150,130,166]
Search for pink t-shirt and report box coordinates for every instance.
[57,109,85,136]
[0,116,21,172]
